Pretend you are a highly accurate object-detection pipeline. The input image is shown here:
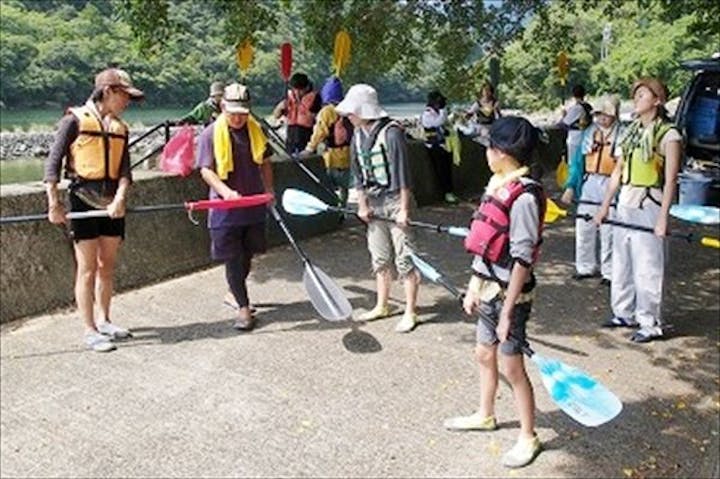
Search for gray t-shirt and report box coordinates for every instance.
[471,178,542,285]
[350,119,412,196]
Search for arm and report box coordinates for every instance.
[44,115,78,224]
[200,167,238,200]
[594,155,622,225]
[421,108,447,129]
[272,99,287,119]
[396,187,411,226]
[260,158,274,195]
[304,107,333,153]
[655,138,681,236]
[497,262,531,341]
[561,128,590,203]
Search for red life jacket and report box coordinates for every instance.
[287,90,318,128]
[464,180,545,266]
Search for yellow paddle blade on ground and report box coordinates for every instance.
[236,39,254,73]
[332,29,351,77]
[701,237,720,249]
[545,198,568,224]
[556,156,568,188]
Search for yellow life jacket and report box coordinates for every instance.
[355,119,399,188]
[585,128,616,176]
[68,105,128,180]
[621,120,673,187]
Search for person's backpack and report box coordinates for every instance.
[574,101,593,130]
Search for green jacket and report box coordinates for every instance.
[180,98,220,125]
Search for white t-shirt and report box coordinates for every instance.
[562,101,587,146]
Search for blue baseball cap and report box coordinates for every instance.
[320,76,344,105]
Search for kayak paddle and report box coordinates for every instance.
[409,252,623,428]
[669,204,720,225]
[268,204,352,321]
[281,188,470,237]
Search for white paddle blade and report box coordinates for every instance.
[670,204,720,225]
[447,226,470,238]
[532,354,622,427]
[303,264,353,321]
[282,189,329,216]
[409,252,442,283]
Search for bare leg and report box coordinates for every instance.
[74,239,99,332]
[501,353,536,440]
[95,236,122,323]
[403,270,420,315]
[374,268,392,309]
[476,343,499,418]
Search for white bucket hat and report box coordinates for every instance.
[335,84,388,120]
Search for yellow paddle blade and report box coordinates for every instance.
[332,29,351,77]
[701,237,720,249]
[556,157,568,188]
[544,198,568,224]
[236,39,254,73]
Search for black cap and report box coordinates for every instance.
[479,116,539,164]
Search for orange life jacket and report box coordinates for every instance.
[68,105,128,180]
[287,90,318,128]
[584,129,616,176]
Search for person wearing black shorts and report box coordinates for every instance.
[44,68,144,352]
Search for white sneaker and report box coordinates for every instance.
[96,321,131,339]
[394,313,418,333]
[443,412,498,431]
[502,434,542,468]
[84,332,116,353]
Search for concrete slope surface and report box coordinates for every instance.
[1,202,718,478]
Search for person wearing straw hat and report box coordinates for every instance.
[44,67,144,352]
[179,80,225,126]
[197,83,275,332]
[561,94,622,286]
[335,83,422,333]
[594,77,682,343]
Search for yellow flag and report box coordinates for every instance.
[332,30,351,77]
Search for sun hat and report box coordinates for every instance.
[593,94,620,118]
[320,76,344,105]
[222,83,251,114]
[335,84,388,120]
[478,116,539,164]
[209,81,225,97]
[94,68,144,100]
[631,77,668,104]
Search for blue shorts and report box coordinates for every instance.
[475,298,532,356]
[210,222,266,262]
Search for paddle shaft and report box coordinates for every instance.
[253,114,342,204]
[576,213,694,242]
[268,204,311,263]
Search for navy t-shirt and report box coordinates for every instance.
[197,123,268,228]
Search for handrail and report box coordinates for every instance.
[128,120,183,171]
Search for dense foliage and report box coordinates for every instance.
[0,0,717,111]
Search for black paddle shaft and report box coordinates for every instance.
[268,204,311,264]
[320,202,461,234]
[253,114,342,204]
[576,213,694,242]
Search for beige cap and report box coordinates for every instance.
[593,94,620,118]
[94,68,144,100]
[631,77,668,104]
[222,83,251,114]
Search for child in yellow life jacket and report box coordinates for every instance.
[444,116,545,469]
[594,78,682,343]
[561,95,622,285]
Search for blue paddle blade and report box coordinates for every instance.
[447,226,470,238]
[409,252,442,283]
[532,353,622,427]
[282,188,330,216]
[670,204,720,225]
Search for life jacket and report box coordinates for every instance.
[570,101,593,130]
[326,115,353,148]
[355,118,398,188]
[464,179,545,267]
[475,101,496,125]
[621,120,673,187]
[287,90,318,128]
[68,105,128,181]
[584,128,617,176]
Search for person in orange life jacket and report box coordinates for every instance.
[561,95,622,285]
[594,78,681,343]
[44,68,144,353]
[272,72,322,154]
[444,116,544,469]
[298,76,353,209]
[198,83,275,332]
[421,90,458,204]
[557,84,593,169]
[335,84,422,334]
[178,80,225,126]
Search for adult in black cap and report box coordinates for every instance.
[421,89,459,203]
[272,72,322,153]
[445,116,545,469]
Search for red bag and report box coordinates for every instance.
[160,126,195,177]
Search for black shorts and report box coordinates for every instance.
[210,222,267,261]
[69,192,125,242]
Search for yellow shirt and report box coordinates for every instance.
[306,105,350,170]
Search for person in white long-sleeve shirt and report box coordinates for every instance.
[421,90,458,203]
